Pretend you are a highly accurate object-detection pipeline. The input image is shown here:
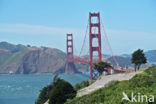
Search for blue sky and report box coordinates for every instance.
[0,0,156,55]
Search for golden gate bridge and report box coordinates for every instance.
[65,12,129,81]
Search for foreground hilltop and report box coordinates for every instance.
[77,71,142,97]
[65,67,156,104]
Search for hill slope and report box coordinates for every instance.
[0,42,67,74]
[77,71,142,97]
[65,67,156,104]
[0,41,155,74]
[145,50,156,64]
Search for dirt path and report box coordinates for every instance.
[77,71,142,97]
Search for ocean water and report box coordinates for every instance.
[0,74,89,104]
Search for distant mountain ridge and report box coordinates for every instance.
[145,50,156,65]
[119,50,156,65]
[0,42,27,53]
[0,42,67,74]
[0,41,155,74]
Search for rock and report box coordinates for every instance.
[16,49,65,74]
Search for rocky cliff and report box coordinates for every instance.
[0,42,66,74]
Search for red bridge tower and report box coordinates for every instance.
[89,12,102,81]
[66,34,76,73]
[65,13,102,81]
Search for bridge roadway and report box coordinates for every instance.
[67,57,128,73]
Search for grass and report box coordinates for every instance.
[0,50,29,67]
[0,52,12,67]
[65,67,156,104]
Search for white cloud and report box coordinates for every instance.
[0,24,84,35]
[104,29,156,41]
[0,24,155,54]
[0,24,155,40]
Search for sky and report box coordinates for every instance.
[0,0,156,55]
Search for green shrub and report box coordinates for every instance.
[35,87,48,104]
[74,79,89,91]
[49,80,76,104]
[35,74,63,104]
[35,82,56,104]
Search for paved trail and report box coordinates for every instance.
[44,71,142,104]
[77,71,142,97]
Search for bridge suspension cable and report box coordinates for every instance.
[73,37,78,56]
[79,19,89,57]
[101,19,120,68]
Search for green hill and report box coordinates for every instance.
[0,41,155,74]
[65,67,156,104]
[0,42,86,74]
[0,41,27,53]
[107,56,131,67]
[0,42,67,74]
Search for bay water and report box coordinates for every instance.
[0,74,89,104]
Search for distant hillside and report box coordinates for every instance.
[107,56,131,67]
[82,53,153,70]
[120,50,156,65]
[0,42,155,74]
[106,49,156,67]
[0,41,27,53]
[0,42,68,74]
[145,50,156,64]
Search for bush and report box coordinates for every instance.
[35,85,54,104]
[49,80,76,104]
[35,86,49,104]
[74,79,89,91]
[35,74,62,104]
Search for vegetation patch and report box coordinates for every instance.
[35,74,76,104]
[74,79,89,91]
[65,67,156,104]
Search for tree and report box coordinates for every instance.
[35,74,61,104]
[49,80,76,104]
[131,49,147,71]
[94,61,112,76]
[36,74,76,104]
